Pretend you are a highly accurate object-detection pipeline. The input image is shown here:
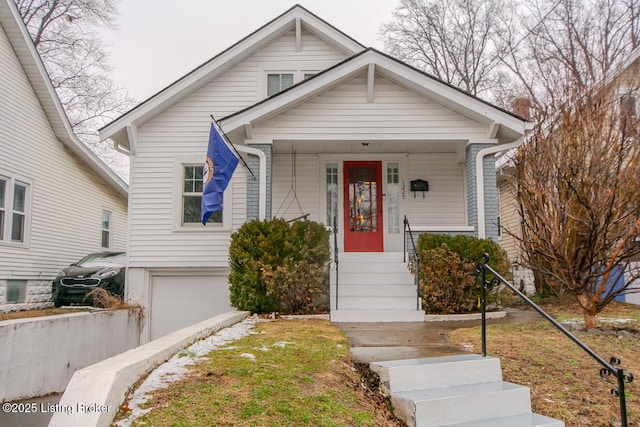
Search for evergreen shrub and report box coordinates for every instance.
[416,233,511,313]
[228,218,330,314]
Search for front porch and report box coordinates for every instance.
[241,143,498,321]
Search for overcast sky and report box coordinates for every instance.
[101,0,398,101]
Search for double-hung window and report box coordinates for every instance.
[262,64,327,98]
[267,73,294,96]
[0,174,30,245]
[182,165,222,225]
[101,210,112,248]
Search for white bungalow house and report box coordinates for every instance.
[0,0,128,312]
[100,5,528,342]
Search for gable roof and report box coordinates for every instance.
[222,48,529,144]
[98,4,365,153]
[0,0,127,198]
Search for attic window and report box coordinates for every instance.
[267,73,294,96]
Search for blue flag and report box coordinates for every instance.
[201,122,239,224]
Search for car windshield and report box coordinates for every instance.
[76,253,125,268]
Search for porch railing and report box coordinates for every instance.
[477,254,634,427]
[403,215,421,310]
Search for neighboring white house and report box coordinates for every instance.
[0,0,128,312]
[100,5,528,342]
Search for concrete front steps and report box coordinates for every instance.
[330,252,424,322]
[370,354,564,427]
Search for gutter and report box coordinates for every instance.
[475,138,523,239]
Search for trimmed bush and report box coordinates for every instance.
[417,233,511,279]
[228,218,330,314]
[419,245,477,314]
[416,233,511,313]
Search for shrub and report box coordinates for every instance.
[418,245,478,314]
[415,233,511,313]
[228,218,330,314]
[417,233,511,280]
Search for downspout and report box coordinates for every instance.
[475,138,523,238]
[234,145,267,220]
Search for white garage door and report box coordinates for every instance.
[150,274,233,340]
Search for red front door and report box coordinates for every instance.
[343,161,383,252]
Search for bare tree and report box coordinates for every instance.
[15,0,134,178]
[501,0,639,111]
[500,0,640,328]
[380,0,512,98]
[511,79,640,328]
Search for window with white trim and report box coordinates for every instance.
[326,163,338,229]
[0,174,30,245]
[101,209,112,248]
[263,68,322,98]
[267,73,294,96]
[182,165,222,225]
[386,163,401,234]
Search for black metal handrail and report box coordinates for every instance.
[403,215,421,310]
[477,254,634,426]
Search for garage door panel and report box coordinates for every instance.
[150,275,233,340]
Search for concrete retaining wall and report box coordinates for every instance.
[0,309,141,402]
[49,310,249,427]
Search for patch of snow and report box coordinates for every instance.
[114,316,257,427]
[240,353,256,361]
[272,341,296,348]
[255,345,270,352]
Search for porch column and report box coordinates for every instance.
[465,142,499,241]
[245,141,272,220]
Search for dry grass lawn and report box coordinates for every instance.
[119,319,402,427]
[448,299,640,427]
[0,307,89,321]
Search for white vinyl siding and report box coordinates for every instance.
[253,74,488,140]
[272,154,320,221]
[498,178,521,263]
[126,29,346,268]
[0,24,127,281]
[406,154,466,227]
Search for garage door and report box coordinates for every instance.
[150,274,233,340]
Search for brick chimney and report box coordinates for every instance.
[513,97,531,120]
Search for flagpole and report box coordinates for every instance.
[210,115,257,180]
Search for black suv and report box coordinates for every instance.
[52,252,126,307]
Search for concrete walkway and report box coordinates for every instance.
[336,308,541,363]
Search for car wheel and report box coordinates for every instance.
[52,287,64,308]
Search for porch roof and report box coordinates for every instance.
[221,49,530,145]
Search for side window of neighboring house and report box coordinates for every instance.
[267,73,294,96]
[101,209,112,248]
[182,165,222,225]
[0,175,31,245]
[620,93,637,117]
